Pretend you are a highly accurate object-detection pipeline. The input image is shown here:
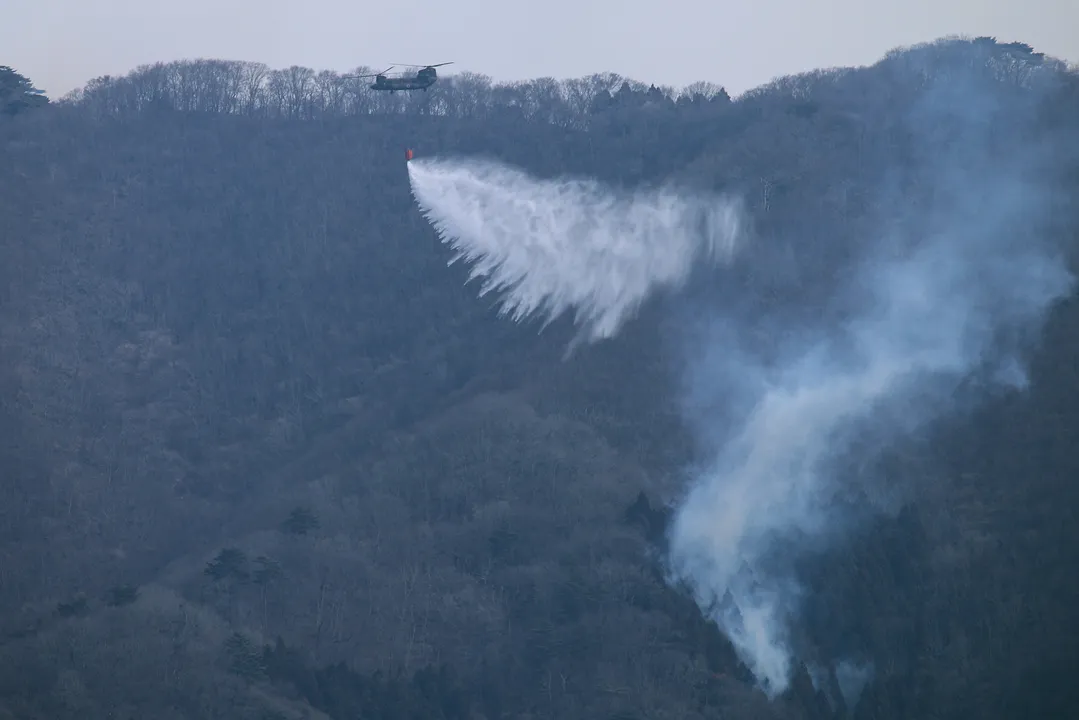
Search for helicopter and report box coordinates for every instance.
[345,63,453,93]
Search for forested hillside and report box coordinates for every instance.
[2,36,1079,720]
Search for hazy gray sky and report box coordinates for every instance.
[6,0,1078,99]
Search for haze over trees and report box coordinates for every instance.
[2,35,1079,720]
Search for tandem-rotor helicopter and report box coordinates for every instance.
[345,62,453,93]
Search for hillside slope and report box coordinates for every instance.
[1,36,1078,720]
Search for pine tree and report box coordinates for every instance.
[0,66,48,116]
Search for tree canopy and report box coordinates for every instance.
[1,35,1078,720]
[0,65,47,116]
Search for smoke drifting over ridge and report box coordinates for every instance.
[407,52,1075,701]
[667,221,1072,696]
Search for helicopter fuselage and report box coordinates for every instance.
[370,72,437,92]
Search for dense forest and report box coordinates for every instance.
[2,36,1079,720]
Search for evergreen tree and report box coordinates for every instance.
[0,66,48,116]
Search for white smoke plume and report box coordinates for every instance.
[408,156,745,346]
[665,226,1073,696]
[661,59,1076,698]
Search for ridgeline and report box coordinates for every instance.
[2,37,1078,720]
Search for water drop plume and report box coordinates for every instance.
[408,156,746,346]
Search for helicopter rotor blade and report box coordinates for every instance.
[344,66,395,79]
[390,62,453,69]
